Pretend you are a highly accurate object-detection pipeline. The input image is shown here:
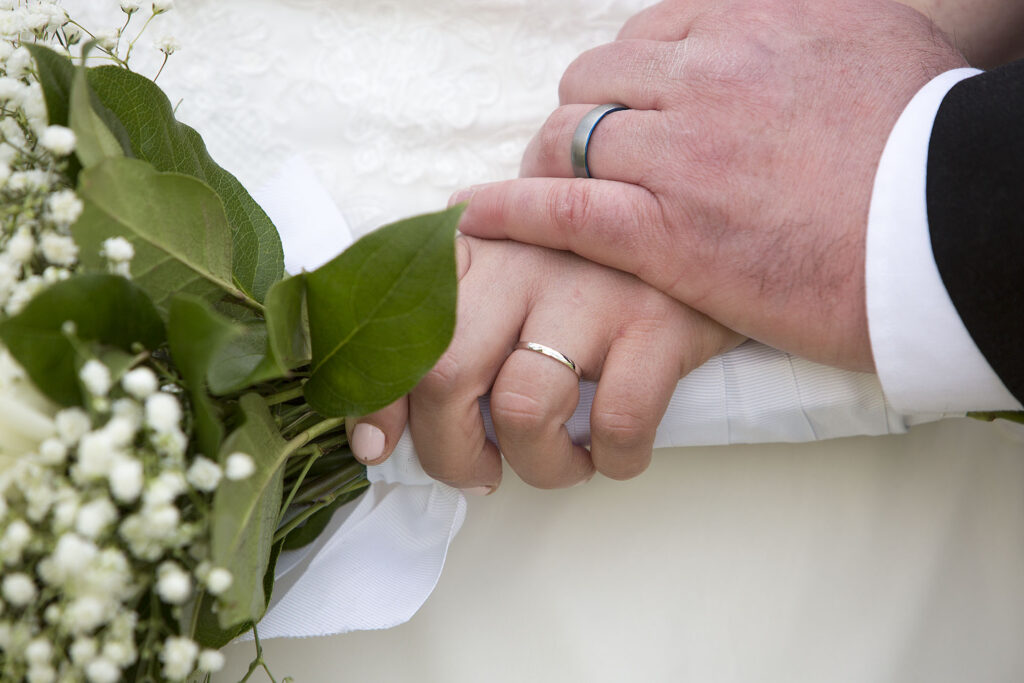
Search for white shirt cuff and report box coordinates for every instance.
[866,68,1023,413]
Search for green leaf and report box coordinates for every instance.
[167,296,241,459]
[68,49,124,167]
[73,157,242,313]
[86,66,284,302]
[25,44,73,127]
[0,275,165,406]
[207,324,288,396]
[193,539,284,650]
[211,394,289,629]
[265,274,310,370]
[303,205,461,417]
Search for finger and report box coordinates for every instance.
[346,398,408,465]
[590,306,743,480]
[490,349,595,489]
[558,39,685,109]
[586,321,683,480]
[408,238,523,491]
[616,1,703,41]
[452,178,687,301]
[519,104,664,184]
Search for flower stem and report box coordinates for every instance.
[265,384,306,406]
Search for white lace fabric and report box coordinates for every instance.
[57,2,1024,680]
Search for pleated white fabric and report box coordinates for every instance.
[249,161,955,639]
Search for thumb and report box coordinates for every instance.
[346,396,409,465]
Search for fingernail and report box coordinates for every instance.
[351,423,385,464]
[461,485,495,497]
[448,187,475,207]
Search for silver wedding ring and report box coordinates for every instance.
[514,341,582,378]
[571,103,629,178]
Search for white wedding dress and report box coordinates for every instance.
[64,1,1024,681]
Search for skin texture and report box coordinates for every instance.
[898,0,1024,67]
[351,236,742,490]
[351,0,1020,490]
[454,0,968,373]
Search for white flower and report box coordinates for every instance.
[46,189,84,227]
[224,452,255,480]
[5,275,45,315]
[160,636,197,681]
[0,77,23,105]
[4,47,31,79]
[39,232,79,267]
[69,637,98,665]
[122,367,157,399]
[79,360,112,397]
[101,638,136,667]
[144,470,186,506]
[26,666,56,683]
[38,437,67,465]
[156,562,191,605]
[63,23,82,45]
[56,407,91,446]
[84,658,121,683]
[100,237,134,263]
[39,125,76,156]
[108,457,143,503]
[186,457,222,492]
[76,431,118,481]
[141,502,179,536]
[102,415,137,448]
[42,533,97,586]
[43,604,60,625]
[120,0,142,13]
[25,637,52,665]
[0,518,31,562]
[111,397,143,426]
[6,227,35,263]
[93,30,118,52]
[63,595,109,634]
[75,498,117,539]
[145,392,182,433]
[2,572,37,606]
[204,567,232,595]
[152,0,175,13]
[197,649,225,673]
[154,35,179,55]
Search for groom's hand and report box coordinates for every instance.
[347,237,742,491]
[453,0,967,372]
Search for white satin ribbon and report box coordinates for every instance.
[249,157,957,639]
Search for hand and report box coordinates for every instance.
[347,237,743,491]
[452,0,968,372]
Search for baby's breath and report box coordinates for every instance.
[0,3,229,682]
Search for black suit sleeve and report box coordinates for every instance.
[926,59,1024,403]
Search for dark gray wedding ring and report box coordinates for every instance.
[514,341,582,378]
[571,103,629,178]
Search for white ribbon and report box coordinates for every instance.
[249,157,955,639]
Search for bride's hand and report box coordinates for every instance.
[347,236,743,491]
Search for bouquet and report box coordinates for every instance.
[0,2,460,680]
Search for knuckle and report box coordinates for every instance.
[490,388,550,435]
[533,109,573,173]
[591,407,654,455]
[548,179,593,240]
[417,352,465,398]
